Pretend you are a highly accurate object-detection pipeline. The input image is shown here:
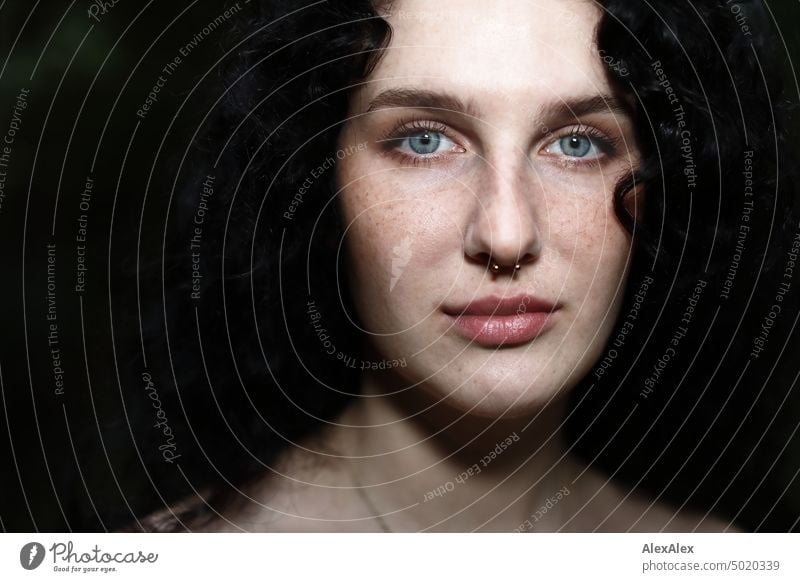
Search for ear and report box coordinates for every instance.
[622,181,645,224]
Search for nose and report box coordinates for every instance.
[463,155,543,272]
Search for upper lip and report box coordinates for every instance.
[442,294,558,316]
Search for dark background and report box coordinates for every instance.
[0,0,799,531]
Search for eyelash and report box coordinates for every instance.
[377,117,620,168]
[545,125,620,168]
[377,118,461,167]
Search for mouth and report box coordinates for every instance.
[442,294,560,346]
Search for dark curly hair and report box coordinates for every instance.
[107,0,798,531]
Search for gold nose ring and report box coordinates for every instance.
[491,262,521,272]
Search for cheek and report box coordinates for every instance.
[336,166,465,332]
[337,167,465,282]
[547,184,631,306]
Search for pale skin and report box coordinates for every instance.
[172,0,738,532]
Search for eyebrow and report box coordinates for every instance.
[366,88,480,117]
[364,88,633,120]
[539,94,633,121]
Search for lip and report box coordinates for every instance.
[442,294,559,346]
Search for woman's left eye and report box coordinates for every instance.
[545,134,602,159]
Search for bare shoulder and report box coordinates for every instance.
[119,494,210,532]
[115,458,321,532]
[197,437,366,532]
[573,469,741,532]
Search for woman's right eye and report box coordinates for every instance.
[378,120,466,165]
[398,130,454,155]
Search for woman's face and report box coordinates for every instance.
[335,0,639,417]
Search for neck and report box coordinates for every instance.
[332,366,583,532]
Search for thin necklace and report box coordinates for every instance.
[349,462,570,533]
[347,446,574,533]
[348,459,392,532]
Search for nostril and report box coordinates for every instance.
[489,258,523,274]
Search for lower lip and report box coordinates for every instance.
[446,311,555,346]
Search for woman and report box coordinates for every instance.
[125,0,796,532]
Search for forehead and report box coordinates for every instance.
[362,0,608,107]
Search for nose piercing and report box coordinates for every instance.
[490,261,522,273]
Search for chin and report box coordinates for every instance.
[419,366,571,420]
[373,329,593,419]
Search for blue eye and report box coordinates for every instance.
[403,130,449,155]
[555,135,595,158]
